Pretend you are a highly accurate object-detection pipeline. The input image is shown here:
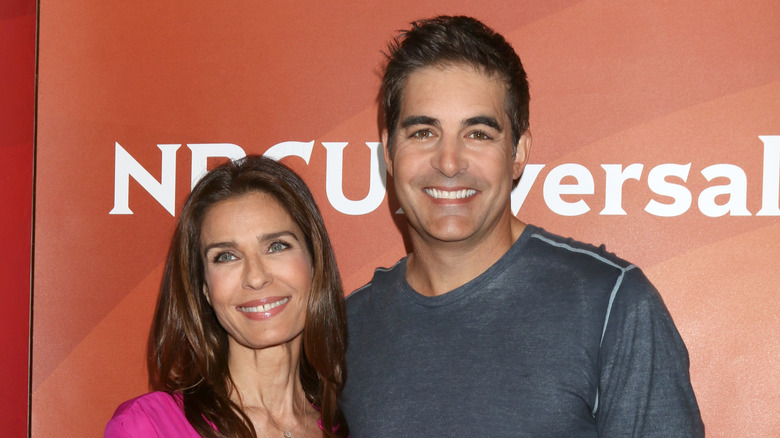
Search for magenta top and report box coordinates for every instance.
[105,392,201,437]
[105,391,336,437]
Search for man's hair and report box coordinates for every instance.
[149,155,348,438]
[382,15,530,154]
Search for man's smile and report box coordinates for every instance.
[423,188,478,200]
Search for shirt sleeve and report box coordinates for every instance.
[104,399,159,438]
[596,267,705,437]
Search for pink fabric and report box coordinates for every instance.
[106,391,334,437]
[104,392,201,437]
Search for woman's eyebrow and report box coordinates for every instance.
[202,241,235,255]
[257,231,299,242]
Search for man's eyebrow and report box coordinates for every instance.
[463,115,502,132]
[400,115,440,128]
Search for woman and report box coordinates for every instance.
[105,156,348,438]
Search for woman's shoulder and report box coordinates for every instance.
[105,391,198,437]
[114,391,182,412]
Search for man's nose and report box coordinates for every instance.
[431,135,468,177]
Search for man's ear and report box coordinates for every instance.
[382,129,393,177]
[512,132,532,180]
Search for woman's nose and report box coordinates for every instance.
[242,255,270,289]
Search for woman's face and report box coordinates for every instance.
[200,191,313,351]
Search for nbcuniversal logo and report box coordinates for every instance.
[110,136,780,218]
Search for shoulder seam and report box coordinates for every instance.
[346,282,372,300]
[530,233,634,270]
[345,259,404,301]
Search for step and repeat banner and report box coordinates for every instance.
[34,1,779,436]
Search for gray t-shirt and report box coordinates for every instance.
[341,225,703,437]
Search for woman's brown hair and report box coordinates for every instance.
[149,155,348,437]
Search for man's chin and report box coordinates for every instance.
[411,219,479,244]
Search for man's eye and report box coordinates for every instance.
[468,131,492,140]
[213,252,237,263]
[410,129,433,139]
[268,241,291,253]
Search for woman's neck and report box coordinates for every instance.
[227,336,304,410]
[227,336,317,437]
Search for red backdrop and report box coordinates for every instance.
[32,1,779,436]
[0,0,35,436]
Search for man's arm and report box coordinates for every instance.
[596,267,704,437]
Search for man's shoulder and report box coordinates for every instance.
[524,226,664,315]
[523,225,635,272]
[345,258,406,312]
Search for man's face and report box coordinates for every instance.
[384,64,529,247]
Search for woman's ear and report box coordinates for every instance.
[202,285,211,305]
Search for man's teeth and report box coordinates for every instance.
[424,188,477,199]
[238,297,290,312]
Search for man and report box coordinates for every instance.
[341,16,704,437]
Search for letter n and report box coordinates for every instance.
[109,142,181,216]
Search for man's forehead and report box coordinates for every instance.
[402,62,502,88]
[398,65,508,123]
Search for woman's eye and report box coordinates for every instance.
[213,252,237,263]
[268,241,291,253]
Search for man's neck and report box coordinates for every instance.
[406,218,526,296]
